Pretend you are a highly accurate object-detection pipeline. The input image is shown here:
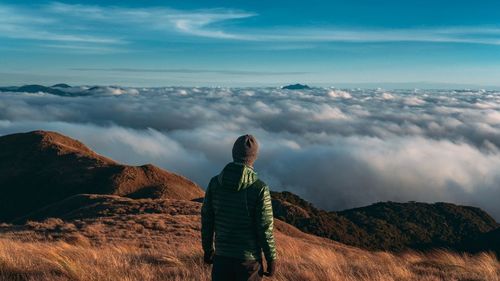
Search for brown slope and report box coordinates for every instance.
[14,192,335,247]
[0,130,203,222]
[0,197,497,281]
[4,193,350,254]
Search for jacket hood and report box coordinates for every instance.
[217,162,258,191]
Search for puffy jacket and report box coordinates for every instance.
[201,162,277,261]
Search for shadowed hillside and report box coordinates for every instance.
[460,227,500,256]
[0,131,203,222]
[272,191,499,253]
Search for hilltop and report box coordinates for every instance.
[281,83,311,90]
[51,83,72,88]
[0,84,70,96]
[0,131,203,222]
[0,84,137,96]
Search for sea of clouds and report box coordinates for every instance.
[1,86,500,219]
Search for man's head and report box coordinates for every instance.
[232,134,259,167]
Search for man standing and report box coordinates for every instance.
[201,134,277,281]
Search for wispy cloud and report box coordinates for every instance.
[1,1,500,54]
[44,3,500,45]
[0,2,255,53]
[245,27,500,45]
[70,68,309,76]
[0,4,124,45]
[46,2,255,40]
[39,44,126,54]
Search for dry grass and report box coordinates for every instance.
[0,197,498,281]
[275,235,499,281]
[0,238,208,281]
[0,231,498,281]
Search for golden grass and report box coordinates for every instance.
[0,198,497,280]
[0,231,498,281]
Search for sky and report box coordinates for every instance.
[1,0,500,86]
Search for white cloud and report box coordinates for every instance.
[328,90,352,99]
[380,92,395,100]
[311,104,349,121]
[0,4,123,44]
[403,96,426,106]
[251,27,500,45]
[1,86,500,220]
[46,2,255,40]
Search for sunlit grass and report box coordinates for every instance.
[0,231,497,281]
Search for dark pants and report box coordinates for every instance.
[212,255,262,281]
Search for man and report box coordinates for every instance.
[201,134,277,281]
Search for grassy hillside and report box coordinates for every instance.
[0,131,203,222]
[0,197,498,281]
[0,131,497,280]
[272,191,499,252]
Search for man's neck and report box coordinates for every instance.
[232,161,254,169]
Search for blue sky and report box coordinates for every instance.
[1,0,500,87]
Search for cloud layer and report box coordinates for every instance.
[1,86,500,220]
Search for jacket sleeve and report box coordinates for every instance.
[201,180,215,254]
[255,184,277,261]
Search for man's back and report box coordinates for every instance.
[202,162,275,261]
[201,134,277,281]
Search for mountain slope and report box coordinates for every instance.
[338,201,498,250]
[51,83,72,88]
[0,131,203,222]
[0,84,71,96]
[272,191,499,252]
[281,83,311,90]
[0,194,498,281]
[460,227,500,256]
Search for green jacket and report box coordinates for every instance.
[201,162,277,262]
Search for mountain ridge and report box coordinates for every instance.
[0,130,203,222]
[281,83,311,90]
[272,191,499,254]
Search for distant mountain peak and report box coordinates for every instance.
[0,84,71,96]
[18,85,67,95]
[282,83,311,90]
[51,83,71,88]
